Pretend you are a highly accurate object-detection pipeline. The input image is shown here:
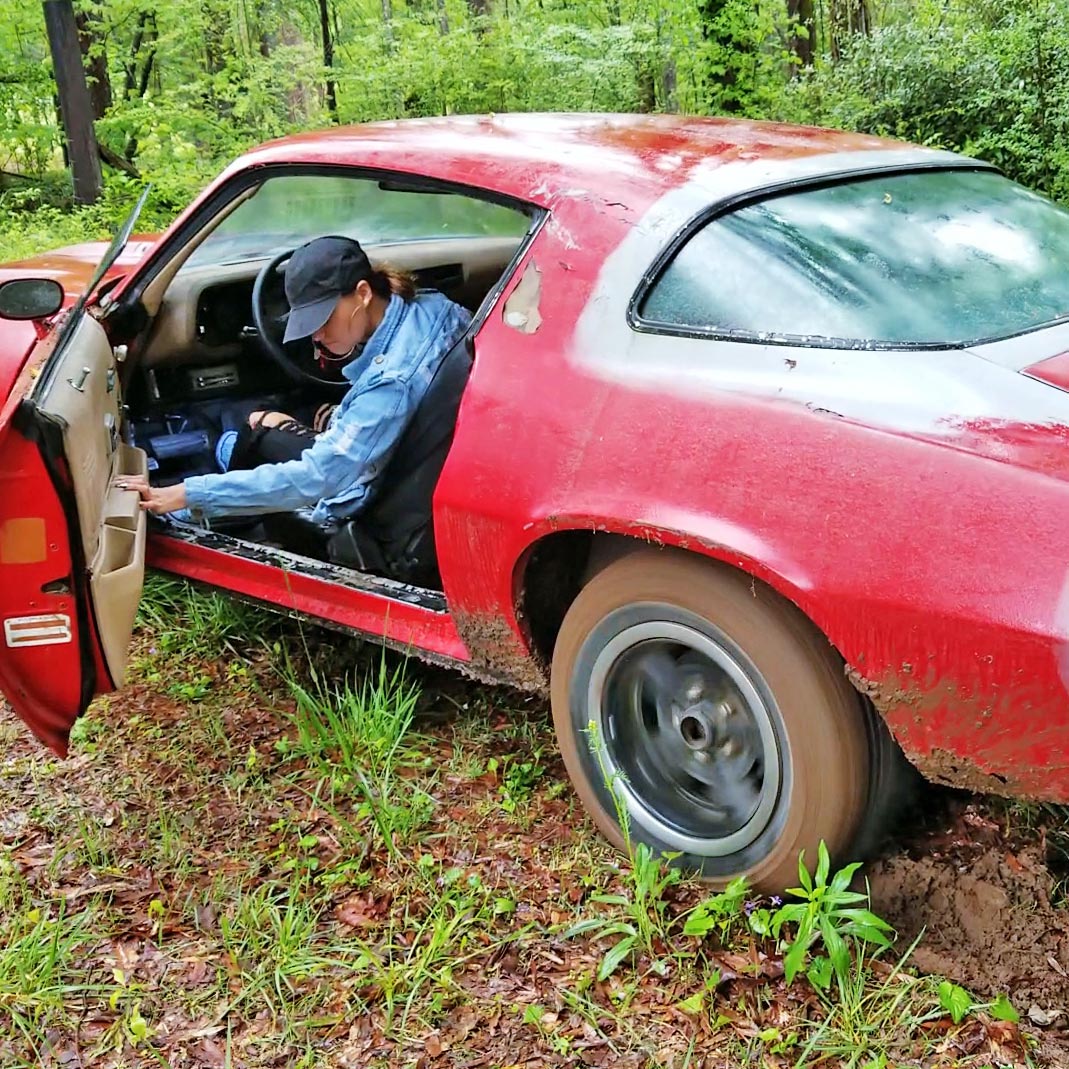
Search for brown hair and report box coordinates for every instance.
[367,262,417,302]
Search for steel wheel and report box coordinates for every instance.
[551,549,873,890]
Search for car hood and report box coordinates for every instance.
[0,236,157,408]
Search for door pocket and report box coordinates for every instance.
[90,443,148,686]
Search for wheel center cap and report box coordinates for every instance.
[679,709,714,751]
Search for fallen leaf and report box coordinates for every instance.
[1027,1004,1062,1027]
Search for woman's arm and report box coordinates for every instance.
[131,376,412,521]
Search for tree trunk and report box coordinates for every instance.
[787,0,814,69]
[382,0,395,49]
[43,0,102,204]
[75,2,111,120]
[696,0,751,113]
[317,0,338,121]
[828,0,870,60]
[122,11,158,160]
[662,61,678,112]
[437,0,449,35]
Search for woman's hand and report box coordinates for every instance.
[115,475,188,515]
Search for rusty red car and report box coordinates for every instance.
[3,113,1069,889]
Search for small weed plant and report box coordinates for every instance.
[767,842,894,991]
[565,723,683,979]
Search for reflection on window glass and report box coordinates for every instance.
[187,175,529,267]
[641,170,1069,346]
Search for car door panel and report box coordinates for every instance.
[0,313,147,752]
[31,315,148,689]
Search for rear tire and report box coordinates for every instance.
[550,550,886,890]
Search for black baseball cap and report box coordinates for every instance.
[283,235,372,343]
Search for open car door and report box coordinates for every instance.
[0,315,147,755]
[0,194,150,756]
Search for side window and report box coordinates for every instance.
[638,169,1069,348]
[638,204,877,341]
[640,220,754,335]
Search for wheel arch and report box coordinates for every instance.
[514,520,829,671]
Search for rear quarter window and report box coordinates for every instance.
[638,169,1069,348]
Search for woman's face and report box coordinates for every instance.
[312,280,375,359]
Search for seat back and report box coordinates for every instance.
[328,334,473,584]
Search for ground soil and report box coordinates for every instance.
[868,792,1069,1054]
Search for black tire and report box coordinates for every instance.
[550,549,895,891]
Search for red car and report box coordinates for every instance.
[3,113,1069,889]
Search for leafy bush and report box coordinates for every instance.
[773,0,1069,199]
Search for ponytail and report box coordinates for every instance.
[367,263,417,302]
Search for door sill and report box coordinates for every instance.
[152,520,448,613]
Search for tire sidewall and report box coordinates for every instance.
[551,551,869,889]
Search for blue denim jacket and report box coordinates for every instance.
[184,290,471,523]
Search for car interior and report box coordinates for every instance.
[111,170,535,589]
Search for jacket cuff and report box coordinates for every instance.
[183,476,210,520]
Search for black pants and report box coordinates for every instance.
[226,421,317,471]
[225,421,387,573]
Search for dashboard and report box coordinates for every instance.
[195,279,258,348]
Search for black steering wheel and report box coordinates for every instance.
[251,248,350,397]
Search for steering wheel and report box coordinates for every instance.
[251,249,350,396]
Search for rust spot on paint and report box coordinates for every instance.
[0,517,47,564]
[502,261,542,335]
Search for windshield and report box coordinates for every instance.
[641,169,1069,347]
[186,174,530,268]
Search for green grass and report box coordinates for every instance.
[0,577,1041,1066]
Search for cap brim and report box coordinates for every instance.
[283,295,339,344]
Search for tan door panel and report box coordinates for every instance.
[32,315,148,686]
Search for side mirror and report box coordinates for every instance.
[0,278,65,321]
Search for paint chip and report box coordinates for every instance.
[503,261,543,335]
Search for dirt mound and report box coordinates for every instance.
[868,800,1069,1023]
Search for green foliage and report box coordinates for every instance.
[681,875,749,940]
[775,0,1069,199]
[937,979,974,1024]
[770,842,894,989]
[282,654,435,855]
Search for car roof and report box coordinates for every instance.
[232,113,963,209]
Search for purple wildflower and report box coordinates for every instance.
[770,895,783,907]
[743,899,757,916]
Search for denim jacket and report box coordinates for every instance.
[184,290,471,523]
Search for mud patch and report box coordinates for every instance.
[869,799,1069,1036]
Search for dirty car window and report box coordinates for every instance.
[187,174,529,267]
[640,169,1069,347]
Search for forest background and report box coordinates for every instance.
[0,0,1067,261]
